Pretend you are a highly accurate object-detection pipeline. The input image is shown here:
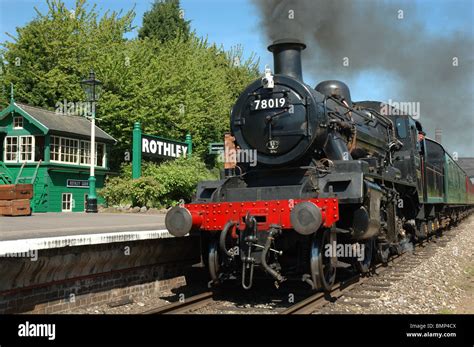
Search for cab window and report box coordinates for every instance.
[395,118,407,139]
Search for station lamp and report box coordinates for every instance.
[80,69,102,213]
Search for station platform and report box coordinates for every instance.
[0,212,170,255]
[0,212,201,314]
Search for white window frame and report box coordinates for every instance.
[80,140,91,165]
[13,116,23,129]
[50,135,79,165]
[19,135,35,162]
[50,135,61,162]
[60,137,79,164]
[51,136,106,168]
[95,143,106,168]
[61,193,73,212]
[4,136,19,162]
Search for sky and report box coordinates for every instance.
[0,0,267,60]
[0,0,473,152]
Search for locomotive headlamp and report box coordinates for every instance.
[262,65,274,89]
[290,201,323,235]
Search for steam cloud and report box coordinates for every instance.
[252,0,474,156]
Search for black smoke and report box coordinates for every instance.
[252,0,474,156]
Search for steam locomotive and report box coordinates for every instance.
[166,39,474,291]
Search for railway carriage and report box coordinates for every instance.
[166,39,474,291]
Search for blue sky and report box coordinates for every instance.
[0,0,266,56]
[1,0,472,101]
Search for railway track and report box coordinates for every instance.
[142,228,457,315]
[281,235,445,314]
[281,254,405,314]
[143,291,215,314]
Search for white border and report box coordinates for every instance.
[0,229,174,256]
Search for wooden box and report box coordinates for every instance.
[0,199,31,216]
[0,184,33,200]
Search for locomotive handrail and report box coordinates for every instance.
[304,96,311,137]
[327,95,393,128]
[323,96,328,121]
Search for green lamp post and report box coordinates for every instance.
[81,69,102,213]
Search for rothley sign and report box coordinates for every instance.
[142,134,188,159]
[131,122,192,179]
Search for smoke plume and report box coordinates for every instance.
[252,0,474,156]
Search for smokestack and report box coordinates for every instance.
[268,39,306,81]
[435,128,442,144]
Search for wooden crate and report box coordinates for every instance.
[0,199,31,216]
[0,184,33,200]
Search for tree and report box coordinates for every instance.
[138,0,190,42]
[96,36,258,165]
[0,0,135,109]
[0,0,259,170]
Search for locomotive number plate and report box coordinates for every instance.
[251,96,289,110]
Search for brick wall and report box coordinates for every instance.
[1,262,188,314]
[0,236,201,313]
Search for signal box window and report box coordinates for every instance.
[13,116,23,129]
[4,136,18,162]
[20,136,34,162]
[96,143,105,167]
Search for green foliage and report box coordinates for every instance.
[0,0,135,108]
[96,36,257,163]
[0,0,260,171]
[99,175,162,208]
[138,0,190,42]
[99,157,218,207]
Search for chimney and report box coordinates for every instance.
[268,39,306,81]
[435,128,442,143]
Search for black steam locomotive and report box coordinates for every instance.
[166,39,474,291]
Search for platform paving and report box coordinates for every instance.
[0,212,166,240]
[0,213,170,255]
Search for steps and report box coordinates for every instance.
[0,162,13,184]
[0,161,41,215]
[15,160,42,184]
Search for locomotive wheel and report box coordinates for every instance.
[391,243,403,256]
[416,222,428,239]
[376,242,390,264]
[354,238,374,273]
[208,240,220,281]
[310,230,336,292]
